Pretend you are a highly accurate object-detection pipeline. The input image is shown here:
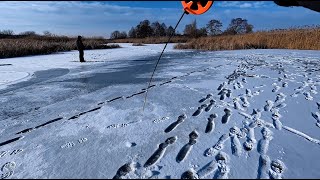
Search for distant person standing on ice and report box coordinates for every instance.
[76,36,85,63]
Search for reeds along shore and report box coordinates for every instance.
[0,35,120,59]
[1,27,319,59]
[174,28,320,51]
[111,36,189,44]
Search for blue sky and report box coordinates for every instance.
[1,1,320,38]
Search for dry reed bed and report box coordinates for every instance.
[174,28,320,51]
[111,36,189,44]
[0,36,120,59]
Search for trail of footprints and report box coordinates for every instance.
[3,58,318,178]
[0,68,211,148]
[0,149,23,158]
[114,61,298,179]
[291,77,318,100]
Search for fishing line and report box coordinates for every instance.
[142,11,187,111]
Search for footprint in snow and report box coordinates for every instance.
[214,152,231,179]
[196,160,218,179]
[192,104,207,117]
[233,98,243,111]
[242,78,247,83]
[144,136,177,168]
[199,94,213,103]
[269,159,286,179]
[272,86,281,93]
[181,169,199,179]
[204,134,230,157]
[275,93,286,103]
[264,100,274,112]
[258,127,273,155]
[282,82,288,88]
[246,89,253,97]
[311,112,320,122]
[205,114,218,134]
[251,109,262,119]
[257,155,271,179]
[176,130,198,163]
[0,162,16,179]
[229,126,242,157]
[205,100,216,112]
[275,103,287,109]
[113,162,136,179]
[164,114,187,133]
[240,96,250,107]
[237,81,244,88]
[316,102,320,110]
[221,108,232,124]
[78,138,88,144]
[153,117,169,124]
[217,82,226,91]
[61,142,75,149]
[226,89,232,98]
[303,92,313,101]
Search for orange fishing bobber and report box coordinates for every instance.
[181,1,213,15]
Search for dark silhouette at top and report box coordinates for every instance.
[274,0,320,13]
[76,36,85,62]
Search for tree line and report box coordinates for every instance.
[110,18,254,39]
[0,30,47,36]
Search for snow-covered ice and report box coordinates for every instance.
[0,44,320,178]
[0,43,182,90]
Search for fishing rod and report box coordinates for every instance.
[142,1,214,111]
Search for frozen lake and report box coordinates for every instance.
[0,44,320,178]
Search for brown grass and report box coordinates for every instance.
[0,36,120,59]
[111,36,189,44]
[174,28,320,51]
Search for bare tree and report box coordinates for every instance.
[224,18,254,35]
[151,21,162,37]
[166,26,175,37]
[184,19,198,38]
[198,27,208,37]
[161,23,167,36]
[128,27,136,38]
[43,31,52,36]
[19,31,37,36]
[206,19,223,36]
[110,30,121,39]
[120,31,127,39]
[136,20,153,38]
[0,29,14,35]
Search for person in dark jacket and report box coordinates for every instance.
[76,36,85,63]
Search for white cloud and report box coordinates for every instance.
[216,1,269,9]
[0,1,319,37]
[239,3,252,8]
[0,1,181,37]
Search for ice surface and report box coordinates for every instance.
[0,45,320,178]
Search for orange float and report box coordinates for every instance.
[181,1,213,15]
